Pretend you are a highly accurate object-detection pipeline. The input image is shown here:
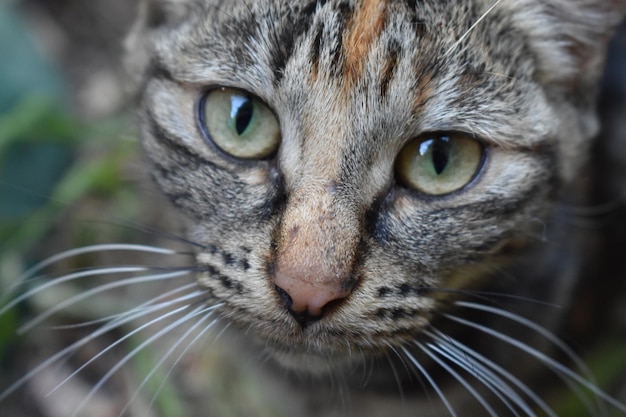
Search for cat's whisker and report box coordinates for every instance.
[14,243,181,284]
[1,244,192,309]
[0,287,204,403]
[383,346,407,404]
[46,282,201,330]
[417,341,500,417]
[416,286,560,308]
[19,270,193,334]
[143,319,230,417]
[430,328,558,417]
[117,307,222,417]
[208,320,231,351]
[100,282,204,324]
[444,0,504,58]
[81,219,207,250]
[361,348,376,388]
[429,345,527,417]
[548,370,608,417]
[385,342,416,381]
[444,313,626,413]
[69,304,219,417]
[345,337,354,363]
[451,303,607,414]
[441,321,606,417]
[45,300,203,398]
[332,364,351,416]
[400,346,459,417]
[455,301,591,376]
[425,334,533,417]
[2,266,151,318]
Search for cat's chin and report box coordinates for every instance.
[268,348,363,375]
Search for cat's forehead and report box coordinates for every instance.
[152,0,549,147]
[164,0,520,79]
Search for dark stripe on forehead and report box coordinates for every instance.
[268,2,320,84]
[404,0,418,10]
[380,38,401,97]
[310,22,324,77]
[309,1,354,80]
[266,1,337,85]
[213,2,324,85]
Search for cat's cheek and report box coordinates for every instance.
[237,166,276,186]
[438,262,503,295]
[367,195,541,284]
[143,81,198,146]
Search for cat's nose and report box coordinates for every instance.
[271,183,361,326]
[273,273,354,325]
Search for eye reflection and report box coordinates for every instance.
[199,88,281,160]
[396,133,484,196]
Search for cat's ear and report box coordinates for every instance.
[124,0,196,96]
[510,1,624,180]
[513,0,626,87]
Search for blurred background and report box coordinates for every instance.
[0,1,625,416]
[0,1,201,416]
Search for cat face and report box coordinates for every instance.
[129,0,624,371]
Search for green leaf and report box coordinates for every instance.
[0,5,62,112]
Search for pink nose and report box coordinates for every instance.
[273,270,355,323]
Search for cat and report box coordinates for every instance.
[3,0,626,416]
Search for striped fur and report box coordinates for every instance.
[125,1,626,415]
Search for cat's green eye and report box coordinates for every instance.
[396,133,484,196]
[200,88,281,159]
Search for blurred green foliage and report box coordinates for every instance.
[0,5,182,416]
[0,5,190,416]
[552,343,626,417]
[0,4,70,360]
[0,3,71,247]
[0,4,135,288]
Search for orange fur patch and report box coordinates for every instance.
[344,0,388,84]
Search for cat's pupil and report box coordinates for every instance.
[230,95,254,136]
[421,136,451,175]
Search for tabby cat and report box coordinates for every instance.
[3,0,626,416]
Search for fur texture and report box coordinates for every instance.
[119,0,625,415]
[120,0,626,415]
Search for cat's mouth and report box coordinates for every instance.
[242,305,431,375]
[269,345,361,374]
[261,332,367,374]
